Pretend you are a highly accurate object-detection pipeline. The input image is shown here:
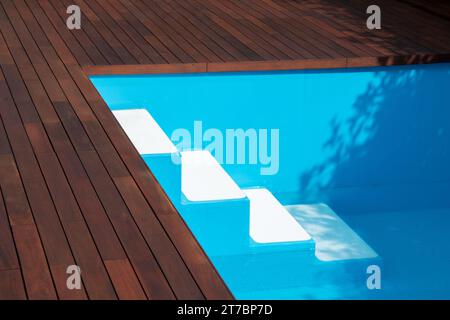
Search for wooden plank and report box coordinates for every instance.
[31,148,115,299]
[83,53,450,76]
[400,0,450,22]
[104,259,147,300]
[118,0,196,63]
[154,1,234,62]
[176,0,261,61]
[376,0,450,51]
[38,0,108,65]
[75,54,449,87]
[286,0,383,57]
[251,0,350,58]
[12,224,57,299]
[345,0,444,54]
[129,0,208,63]
[136,0,223,62]
[107,0,180,64]
[52,0,122,64]
[0,269,26,300]
[193,0,276,60]
[170,0,248,61]
[93,0,167,64]
[114,175,204,299]
[78,150,175,299]
[225,0,314,59]
[49,264,87,300]
[207,59,347,72]
[260,0,365,57]
[346,53,450,68]
[297,0,393,57]
[72,0,139,64]
[0,186,20,271]
[201,0,292,60]
[83,63,207,75]
[60,221,117,299]
[0,146,34,228]
[243,1,328,59]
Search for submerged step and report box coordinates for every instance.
[286,204,378,262]
[244,188,312,244]
[179,197,250,257]
[112,109,177,155]
[180,150,249,256]
[181,150,245,202]
[112,108,181,202]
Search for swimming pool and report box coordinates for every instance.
[91,63,450,299]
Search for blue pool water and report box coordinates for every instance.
[91,63,450,299]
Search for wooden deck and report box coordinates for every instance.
[0,0,449,300]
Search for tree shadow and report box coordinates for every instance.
[299,64,450,214]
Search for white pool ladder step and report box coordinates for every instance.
[112,108,181,201]
[180,150,250,256]
[180,152,313,252]
[181,150,246,202]
[244,188,312,244]
[286,204,378,261]
[112,109,177,155]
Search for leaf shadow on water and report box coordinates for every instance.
[289,64,450,298]
[298,64,450,215]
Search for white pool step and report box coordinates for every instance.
[181,150,246,202]
[244,188,312,244]
[286,204,378,261]
[113,108,181,201]
[112,109,177,155]
[180,151,313,255]
[180,150,249,256]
